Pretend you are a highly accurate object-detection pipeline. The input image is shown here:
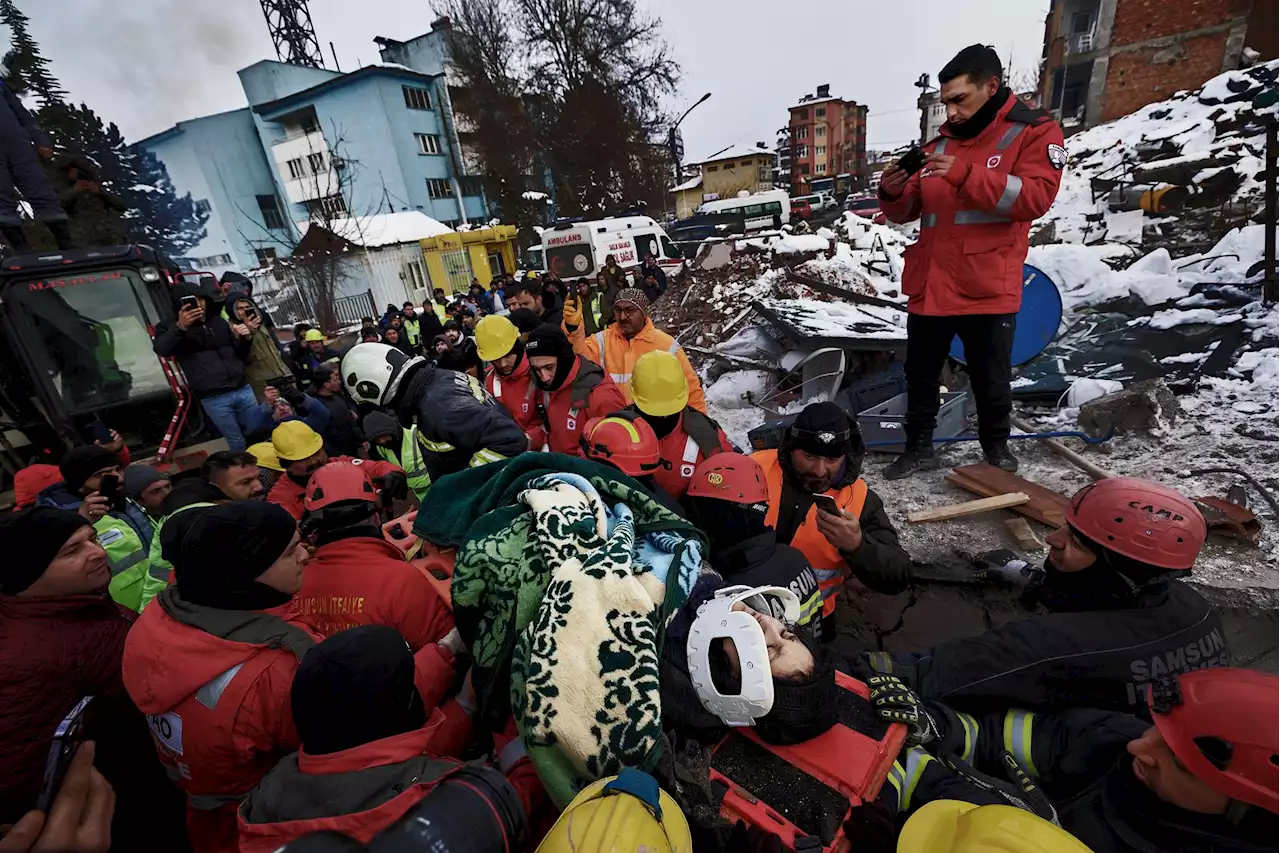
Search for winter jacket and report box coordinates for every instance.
[153,281,250,397]
[570,291,604,336]
[227,293,291,401]
[417,308,445,349]
[640,262,668,301]
[598,264,627,325]
[373,426,431,500]
[0,593,132,823]
[294,536,455,656]
[314,391,363,458]
[36,483,161,613]
[237,726,543,853]
[393,363,530,482]
[402,316,422,347]
[623,405,733,500]
[529,356,628,456]
[569,318,707,413]
[710,531,823,629]
[242,393,331,446]
[859,580,1229,715]
[121,592,321,853]
[267,456,401,521]
[292,345,342,388]
[485,356,541,441]
[894,702,1276,853]
[0,80,50,147]
[879,92,1065,317]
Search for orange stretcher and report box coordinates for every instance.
[382,509,455,609]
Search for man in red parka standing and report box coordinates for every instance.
[879,44,1065,480]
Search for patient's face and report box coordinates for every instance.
[722,603,814,681]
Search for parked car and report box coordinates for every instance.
[790,197,813,221]
[844,193,887,224]
[792,192,838,217]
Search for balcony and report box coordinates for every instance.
[271,130,339,205]
[1064,31,1096,55]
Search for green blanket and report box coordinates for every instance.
[414,452,704,806]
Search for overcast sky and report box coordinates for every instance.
[13,0,1049,155]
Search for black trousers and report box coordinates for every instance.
[904,312,1016,447]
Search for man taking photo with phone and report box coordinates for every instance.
[878,45,1065,479]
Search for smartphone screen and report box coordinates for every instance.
[812,493,842,516]
[897,146,926,177]
[180,295,200,312]
[37,696,92,813]
[98,474,125,511]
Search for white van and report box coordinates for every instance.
[521,215,685,279]
[695,189,790,231]
[792,191,839,214]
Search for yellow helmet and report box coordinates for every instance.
[536,769,692,853]
[898,801,1095,853]
[630,350,688,418]
[304,328,325,342]
[271,421,323,463]
[475,314,519,362]
[246,441,283,472]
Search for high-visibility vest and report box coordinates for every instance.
[99,512,161,614]
[752,449,868,618]
[377,426,432,500]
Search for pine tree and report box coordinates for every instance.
[125,148,208,255]
[0,0,66,109]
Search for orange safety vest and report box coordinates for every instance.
[752,449,868,618]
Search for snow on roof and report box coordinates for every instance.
[670,174,703,192]
[298,211,453,247]
[694,145,773,165]
[789,95,840,110]
[756,297,907,341]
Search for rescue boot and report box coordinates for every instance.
[46,219,75,251]
[883,435,940,481]
[982,440,1018,473]
[0,223,30,254]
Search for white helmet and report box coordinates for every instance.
[686,585,801,727]
[340,343,423,406]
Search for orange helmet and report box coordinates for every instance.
[686,452,769,506]
[580,414,662,478]
[1149,668,1279,814]
[303,461,378,512]
[1065,477,1206,570]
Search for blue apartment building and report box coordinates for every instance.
[137,20,488,276]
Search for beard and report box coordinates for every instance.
[800,474,834,493]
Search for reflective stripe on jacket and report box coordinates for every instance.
[97,513,161,614]
[377,426,432,500]
[753,449,868,618]
[569,318,707,413]
[647,408,734,500]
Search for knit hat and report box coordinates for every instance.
[173,501,299,610]
[13,464,63,510]
[58,445,121,493]
[361,411,400,444]
[508,308,541,334]
[122,465,168,501]
[291,625,426,755]
[787,402,853,459]
[613,288,651,315]
[525,323,576,391]
[753,639,840,745]
[0,508,92,594]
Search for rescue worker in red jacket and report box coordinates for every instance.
[878,45,1065,480]
[122,501,320,853]
[266,420,405,521]
[237,626,543,852]
[579,413,686,517]
[752,402,911,641]
[476,314,541,444]
[296,461,457,659]
[623,349,734,500]
[524,323,628,456]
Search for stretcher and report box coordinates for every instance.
[381,509,455,609]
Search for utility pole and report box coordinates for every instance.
[1264,117,1277,304]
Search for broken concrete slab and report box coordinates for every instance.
[695,241,733,270]
[1078,377,1180,437]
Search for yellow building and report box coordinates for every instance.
[672,145,777,219]
[420,224,519,294]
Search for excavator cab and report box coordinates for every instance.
[0,245,209,475]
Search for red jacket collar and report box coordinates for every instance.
[939,91,1016,140]
[296,724,457,775]
[311,536,406,563]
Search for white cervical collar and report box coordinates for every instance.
[686,585,801,727]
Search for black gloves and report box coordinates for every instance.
[377,470,410,501]
[868,674,936,747]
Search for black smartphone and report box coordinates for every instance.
[896,145,926,177]
[98,473,124,511]
[37,696,92,813]
[180,294,200,312]
[812,493,843,516]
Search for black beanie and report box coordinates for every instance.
[59,445,121,494]
[361,411,400,444]
[508,308,541,334]
[173,501,299,610]
[754,639,840,745]
[526,323,576,391]
[291,625,426,755]
[787,402,853,459]
[0,508,92,595]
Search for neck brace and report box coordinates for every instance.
[687,584,801,727]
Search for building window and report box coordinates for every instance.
[255,247,278,266]
[759,166,771,184]
[795,146,808,159]
[798,163,810,175]
[307,152,326,173]
[403,86,433,110]
[816,125,826,137]
[816,145,826,156]
[794,125,809,140]
[706,165,718,172]
[741,160,753,166]
[304,195,347,216]
[426,178,453,198]
[286,158,305,180]
[815,163,827,174]
[194,199,211,215]
[816,107,826,118]
[256,195,286,230]
[192,253,233,267]
[459,177,483,196]
[415,133,443,155]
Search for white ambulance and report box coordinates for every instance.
[522,215,685,280]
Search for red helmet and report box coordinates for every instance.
[1149,668,1279,813]
[580,414,662,477]
[1065,477,1206,570]
[686,452,770,505]
[303,461,378,512]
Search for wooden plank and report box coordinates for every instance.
[1010,416,1114,480]
[1005,517,1046,551]
[908,492,1029,523]
[947,463,1070,529]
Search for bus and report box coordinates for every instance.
[695,189,790,231]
